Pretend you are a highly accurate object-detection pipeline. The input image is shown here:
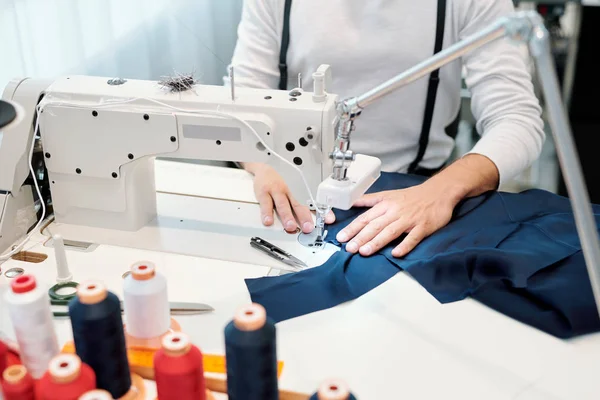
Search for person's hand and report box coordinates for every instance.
[335,181,457,257]
[245,163,335,233]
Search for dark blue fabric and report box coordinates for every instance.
[246,172,600,338]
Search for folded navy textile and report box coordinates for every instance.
[246,172,600,338]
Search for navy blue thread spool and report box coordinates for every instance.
[309,379,357,400]
[224,303,278,400]
[68,280,132,399]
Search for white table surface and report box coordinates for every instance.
[1,159,599,399]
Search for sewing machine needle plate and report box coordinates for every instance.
[298,230,327,249]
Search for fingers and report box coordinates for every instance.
[336,205,387,244]
[392,225,427,257]
[256,191,274,226]
[344,215,395,254]
[272,192,298,233]
[352,192,386,208]
[359,220,411,256]
[291,199,314,233]
[325,210,336,224]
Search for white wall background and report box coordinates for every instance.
[0,0,243,88]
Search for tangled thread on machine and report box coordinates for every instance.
[158,70,199,92]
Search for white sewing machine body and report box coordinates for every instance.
[0,69,381,249]
[40,75,340,231]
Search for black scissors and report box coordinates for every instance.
[250,237,308,270]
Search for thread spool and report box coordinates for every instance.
[4,274,59,378]
[1,365,35,400]
[37,354,96,400]
[123,261,170,339]
[154,332,206,400]
[78,389,113,400]
[68,280,132,399]
[0,340,8,377]
[309,379,357,400]
[224,303,278,400]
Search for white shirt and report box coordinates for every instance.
[225,0,545,186]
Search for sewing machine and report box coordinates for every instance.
[0,67,381,259]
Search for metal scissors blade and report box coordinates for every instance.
[250,237,307,269]
[161,301,215,315]
[51,299,214,317]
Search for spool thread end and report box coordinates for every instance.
[10,274,37,294]
[130,261,157,281]
[77,280,107,304]
[3,365,28,385]
[161,332,192,356]
[318,379,351,400]
[49,354,82,384]
[233,303,267,331]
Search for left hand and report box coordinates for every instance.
[335,182,457,258]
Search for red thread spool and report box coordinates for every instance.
[1,364,36,400]
[0,340,8,377]
[154,332,206,400]
[37,353,96,400]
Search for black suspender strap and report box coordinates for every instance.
[407,0,447,174]
[278,0,293,90]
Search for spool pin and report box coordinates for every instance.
[53,234,73,283]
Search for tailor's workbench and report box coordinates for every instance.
[1,159,600,399]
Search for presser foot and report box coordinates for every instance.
[298,229,328,249]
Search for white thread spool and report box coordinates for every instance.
[78,389,113,400]
[122,261,170,339]
[4,274,59,379]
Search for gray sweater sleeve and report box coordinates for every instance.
[460,0,546,185]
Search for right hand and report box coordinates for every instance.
[244,163,334,233]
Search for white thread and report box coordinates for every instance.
[122,261,170,339]
[4,276,59,379]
